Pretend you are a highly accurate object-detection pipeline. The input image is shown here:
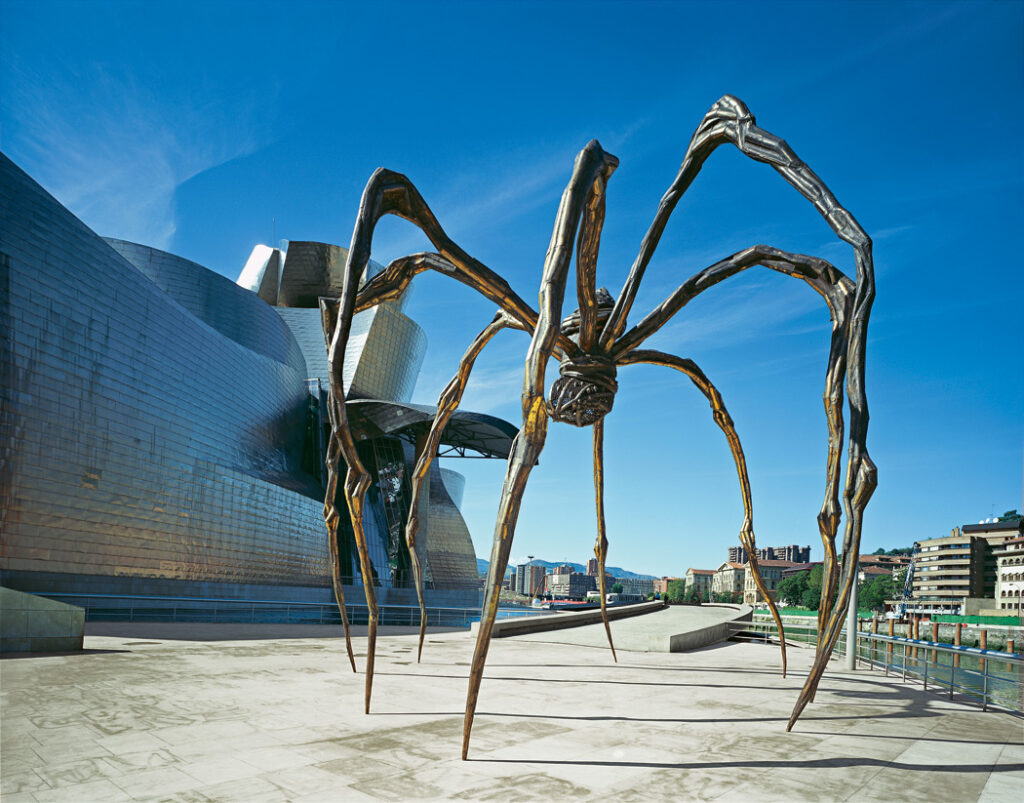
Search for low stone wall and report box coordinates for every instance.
[475,601,665,638]
[1,587,85,653]
[669,605,753,652]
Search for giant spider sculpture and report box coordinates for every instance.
[321,95,876,760]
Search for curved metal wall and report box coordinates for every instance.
[425,467,479,590]
[0,155,329,591]
[105,238,305,370]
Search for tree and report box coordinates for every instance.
[665,579,687,603]
[683,586,702,604]
[858,573,896,612]
[610,582,624,595]
[801,586,821,610]
[777,570,810,606]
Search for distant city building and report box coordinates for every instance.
[653,576,680,595]
[728,544,811,564]
[515,564,546,597]
[619,576,655,597]
[553,564,576,575]
[995,537,1024,611]
[587,558,599,576]
[728,546,747,564]
[712,562,745,596]
[900,519,1024,615]
[546,572,596,599]
[684,569,715,599]
[514,564,529,595]
[743,560,802,605]
[779,556,900,584]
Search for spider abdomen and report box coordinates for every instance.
[547,356,617,427]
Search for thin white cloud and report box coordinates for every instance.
[635,275,825,356]
[1,61,272,249]
[371,118,652,264]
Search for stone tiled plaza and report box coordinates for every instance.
[2,614,1022,802]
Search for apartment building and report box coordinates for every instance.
[742,559,802,605]
[906,518,1023,615]
[711,562,745,596]
[684,568,716,599]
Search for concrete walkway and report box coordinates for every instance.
[1,619,1022,801]
[510,603,749,652]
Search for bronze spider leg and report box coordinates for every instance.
[616,349,784,674]
[325,167,587,714]
[317,300,357,674]
[462,140,620,761]
[324,303,560,671]
[402,311,520,662]
[613,245,854,650]
[591,418,616,661]
[597,94,872,725]
[612,243,864,721]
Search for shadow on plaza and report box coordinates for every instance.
[0,648,130,659]
[377,668,904,694]
[475,756,1024,773]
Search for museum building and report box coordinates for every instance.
[0,153,514,614]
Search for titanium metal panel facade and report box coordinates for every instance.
[0,155,329,598]
[1,154,502,605]
[275,305,426,404]
[426,468,478,589]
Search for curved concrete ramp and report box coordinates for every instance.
[508,603,752,653]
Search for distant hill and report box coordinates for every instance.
[476,557,656,581]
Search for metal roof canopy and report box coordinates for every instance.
[345,399,517,459]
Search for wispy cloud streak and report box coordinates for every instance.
[370,118,652,264]
[1,61,273,249]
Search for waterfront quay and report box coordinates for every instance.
[2,615,1022,802]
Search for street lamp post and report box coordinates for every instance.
[846,571,858,670]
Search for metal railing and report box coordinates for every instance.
[856,633,1023,714]
[35,592,549,629]
[737,619,1023,714]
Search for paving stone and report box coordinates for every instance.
[1,619,1021,801]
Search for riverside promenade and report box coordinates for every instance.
[2,612,1022,802]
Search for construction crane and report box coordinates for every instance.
[895,542,919,618]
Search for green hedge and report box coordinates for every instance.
[931,614,1022,625]
[774,607,872,618]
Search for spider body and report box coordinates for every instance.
[321,95,876,761]
[548,355,618,426]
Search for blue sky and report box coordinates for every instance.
[2,0,1021,577]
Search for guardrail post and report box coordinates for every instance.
[949,651,955,699]
[846,582,858,670]
[1007,639,1015,672]
[982,658,989,712]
